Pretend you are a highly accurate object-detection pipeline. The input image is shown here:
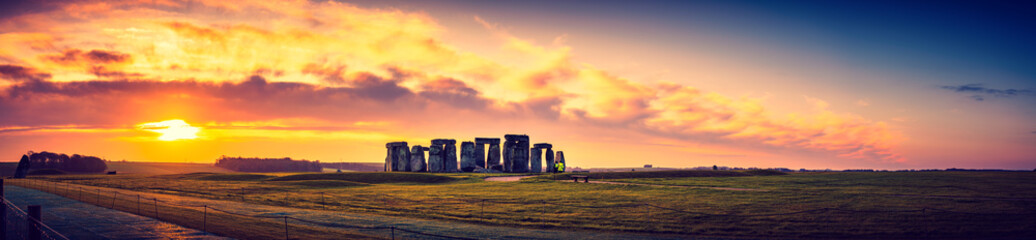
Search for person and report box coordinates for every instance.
[555,161,565,173]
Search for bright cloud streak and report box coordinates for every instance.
[138,119,200,141]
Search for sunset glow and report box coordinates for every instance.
[138,120,200,141]
[1,0,1033,170]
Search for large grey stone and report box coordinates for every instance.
[487,144,502,171]
[555,151,565,172]
[460,141,477,172]
[474,143,486,169]
[513,136,530,173]
[410,146,427,172]
[502,140,513,172]
[385,141,408,172]
[545,148,555,173]
[530,147,542,173]
[428,145,443,172]
[395,143,411,171]
[444,141,458,173]
[475,138,500,145]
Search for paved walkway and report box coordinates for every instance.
[29,181,732,240]
[3,185,229,240]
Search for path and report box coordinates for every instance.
[37,182,735,240]
[3,185,228,240]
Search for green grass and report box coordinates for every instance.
[25,171,1036,239]
[195,173,273,181]
[273,180,370,188]
[268,172,464,184]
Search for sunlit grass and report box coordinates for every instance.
[22,171,1036,239]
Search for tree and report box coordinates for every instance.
[713,165,718,171]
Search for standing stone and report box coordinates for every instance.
[474,143,486,169]
[443,140,458,172]
[502,140,514,172]
[530,147,542,173]
[555,151,565,169]
[475,138,498,169]
[410,146,427,172]
[513,135,530,173]
[428,145,443,173]
[545,148,555,173]
[460,141,477,172]
[385,142,408,172]
[487,143,502,171]
[532,143,551,173]
[396,143,410,171]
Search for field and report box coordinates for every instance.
[16,170,1036,239]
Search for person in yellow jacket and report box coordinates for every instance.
[554,161,565,173]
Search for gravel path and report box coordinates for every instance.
[3,185,228,240]
[37,182,732,240]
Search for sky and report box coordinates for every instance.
[0,0,1033,170]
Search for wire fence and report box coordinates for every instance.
[2,196,70,240]
[6,178,1036,239]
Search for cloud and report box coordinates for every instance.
[0,0,905,163]
[940,84,1035,101]
[0,64,51,82]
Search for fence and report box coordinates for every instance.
[2,180,70,240]
[6,178,1036,239]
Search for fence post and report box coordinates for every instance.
[391,226,395,240]
[203,205,207,232]
[320,192,324,209]
[1,179,6,239]
[153,199,159,218]
[283,216,289,240]
[27,205,41,240]
[112,192,118,208]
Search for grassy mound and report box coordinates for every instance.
[272,180,370,188]
[195,173,272,181]
[269,172,458,184]
[541,169,787,180]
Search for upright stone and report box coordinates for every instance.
[395,142,410,171]
[474,143,486,169]
[530,147,542,173]
[443,140,458,172]
[410,146,427,172]
[428,144,443,172]
[385,142,408,172]
[487,143,502,171]
[545,148,555,173]
[556,151,565,168]
[512,135,530,173]
[460,141,477,172]
[502,140,514,172]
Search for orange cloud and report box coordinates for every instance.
[0,0,905,163]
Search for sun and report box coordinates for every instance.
[137,119,201,141]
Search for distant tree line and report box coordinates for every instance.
[215,156,321,172]
[24,151,108,173]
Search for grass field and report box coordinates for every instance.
[18,170,1036,239]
